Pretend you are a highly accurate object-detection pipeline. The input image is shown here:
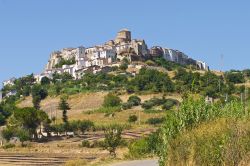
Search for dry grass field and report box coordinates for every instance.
[17,92,181,127]
[9,91,181,165]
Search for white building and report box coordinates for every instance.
[99,49,116,59]
[5,90,17,98]
[46,46,86,70]
[196,60,209,70]
[3,78,16,87]
[75,46,86,70]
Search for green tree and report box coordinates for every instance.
[225,71,244,84]
[104,124,123,157]
[2,128,15,141]
[119,63,128,71]
[16,129,30,146]
[41,76,50,85]
[9,107,49,139]
[31,84,48,109]
[128,95,141,106]
[103,93,122,107]
[58,97,70,124]
[32,96,41,110]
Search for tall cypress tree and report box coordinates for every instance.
[58,97,70,124]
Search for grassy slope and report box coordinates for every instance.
[17,92,182,127]
[168,117,250,166]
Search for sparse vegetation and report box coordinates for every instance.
[128,115,138,123]
[103,124,123,157]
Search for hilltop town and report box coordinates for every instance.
[1,29,209,101]
[35,29,208,82]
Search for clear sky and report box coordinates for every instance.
[0,0,249,85]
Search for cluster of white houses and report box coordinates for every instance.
[2,29,209,92]
[34,29,208,82]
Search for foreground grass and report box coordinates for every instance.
[167,117,250,166]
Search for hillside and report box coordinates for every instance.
[1,57,250,166]
[17,92,181,126]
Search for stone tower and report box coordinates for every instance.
[115,29,131,44]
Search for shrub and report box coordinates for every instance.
[129,68,174,92]
[41,76,50,85]
[145,60,156,66]
[70,120,94,135]
[128,115,138,123]
[17,129,30,146]
[142,101,155,109]
[146,117,165,125]
[103,93,122,107]
[225,71,245,84]
[128,95,141,106]
[162,99,179,110]
[142,97,166,109]
[81,140,90,148]
[3,143,15,149]
[128,138,148,158]
[2,128,15,141]
[122,102,133,110]
[128,131,160,158]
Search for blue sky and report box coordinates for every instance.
[0,0,250,85]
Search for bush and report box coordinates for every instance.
[81,140,90,148]
[162,99,179,110]
[225,71,245,84]
[122,102,133,110]
[142,101,155,109]
[103,93,122,107]
[146,117,165,125]
[128,115,138,123]
[129,68,174,92]
[2,143,15,149]
[128,95,141,106]
[145,60,156,66]
[142,97,166,109]
[128,138,149,158]
[128,131,160,158]
[2,128,15,141]
[70,120,94,135]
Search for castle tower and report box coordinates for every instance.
[75,46,86,70]
[115,29,131,44]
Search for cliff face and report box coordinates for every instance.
[46,47,85,70]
